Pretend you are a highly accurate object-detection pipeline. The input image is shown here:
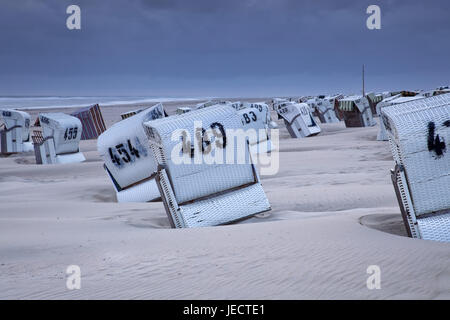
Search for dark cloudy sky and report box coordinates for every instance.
[0,0,449,97]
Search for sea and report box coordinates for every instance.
[0,96,207,110]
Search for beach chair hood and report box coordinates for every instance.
[382,93,450,242]
[97,103,165,191]
[39,113,82,155]
[0,109,31,142]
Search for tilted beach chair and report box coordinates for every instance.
[382,93,450,242]
[0,109,33,154]
[34,113,85,164]
[366,92,384,115]
[339,95,376,128]
[143,104,271,228]
[272,98,289,111]
[71,104,106,140]
[176,107,192,115]
[234,102,275,154]
[120,107,147,120]
[315,99,340,124]
[97,103,165,203]
[276,102,321,138]
[376,95,425,141]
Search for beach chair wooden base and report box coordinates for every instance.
[32,131,85,165]
[391,164,450,242]
[33,135,56,164]
[156,167,271,228]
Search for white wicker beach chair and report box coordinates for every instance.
[143,104,271,228]
[376,95,425,141]
[34,113,85,164]
[276,102,321,138]
[271,98,289,111]
[0,109,33,154]
[382,93,450,242]
[234,102,275,154]
[315,99,340,124]
[97,103,165,203]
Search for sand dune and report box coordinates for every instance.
[0,104,449,299]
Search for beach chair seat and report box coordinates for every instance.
[0,109,33,154]
[382,93,450,242]
[276,102,321,138]
[143,104,271,228]
[34,113,85,164]
[97,103,165,203]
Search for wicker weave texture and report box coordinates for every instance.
[382,94,450,216]
[180,182,271,228]
[417,213,450,242]
[145,105,256,203]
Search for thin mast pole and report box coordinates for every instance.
[362,64,365,96]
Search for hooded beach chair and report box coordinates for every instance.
[143,104,271,228]
[382,93,450,242]
[196,100,219,110]
[120,107,147,120]
[234,102,275,154]
[366,92,384,115]
[276,102,321,138]
[33,113,85,164]
[97,103,165,203]
[176,107,192,115]
[271,98,289,111]
[376,95,425,141]
[315,98,340,124]
[0,109,33,154]
[338,95,376,128]
[71,104,106,140]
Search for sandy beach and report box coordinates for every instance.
[0,101,449,299]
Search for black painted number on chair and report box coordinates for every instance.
[427,121,446,157]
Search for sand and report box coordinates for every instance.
[0,101,449,299]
